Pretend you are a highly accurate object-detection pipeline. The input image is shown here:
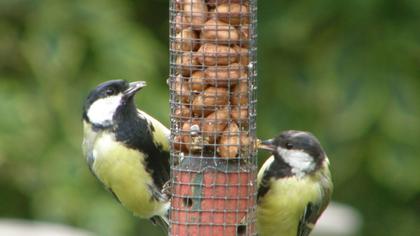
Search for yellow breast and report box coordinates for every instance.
[257,173,321,236]
[91,132,166,218]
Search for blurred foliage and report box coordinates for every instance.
[0,0,419,235]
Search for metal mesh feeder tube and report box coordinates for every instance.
[169,0,257,235]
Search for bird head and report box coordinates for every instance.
[83,80,146,127]
[259,130,326,175]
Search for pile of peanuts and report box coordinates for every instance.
[171,0,252,159]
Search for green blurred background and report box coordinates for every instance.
[0,0,419,235]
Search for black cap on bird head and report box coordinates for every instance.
[259,130,326,174]
[82,80,147,127]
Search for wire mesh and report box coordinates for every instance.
[169,0,257,235]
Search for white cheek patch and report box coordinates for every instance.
[87,94,123,126]
[277,147,315,177]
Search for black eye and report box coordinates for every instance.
[105,88,116,95]
[285,142,293,149]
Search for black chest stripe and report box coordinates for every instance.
[114,108,170,191]
[257,155,293,201]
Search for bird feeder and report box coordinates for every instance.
[169,0,257,235]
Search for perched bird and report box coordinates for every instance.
[256,130,333,236]
[82,80,170,230]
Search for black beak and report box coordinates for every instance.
[258,138,276,152]
[123,81,147,98]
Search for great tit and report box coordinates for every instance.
[256,130,333,236]
[82,80,170,230]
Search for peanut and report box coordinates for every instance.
[212,3,249,25]
[201,19,240,43]
[204,63,246,86]
[172,75,191,103]
[231,80,248,105]
[183,0,208,29]
[181,119,204,152]
[219,122,240,158]
[192,86,229,116]
[206,0,248,7]
[196,43,238,66]
[190,70,208,92]
[176,52,200,76]
[173,28,198,51]
[202,107,229,143]
[231,106,248,123]
[234,45,249,66]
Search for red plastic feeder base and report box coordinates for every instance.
[170,158,257,236]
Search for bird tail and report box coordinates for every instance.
[150,215,169,233]
[150,201,170,233]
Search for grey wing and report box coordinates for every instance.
[82,136,97,177]
[297,202,322,236]
[298,168,333,236]
[82,129,98,174]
